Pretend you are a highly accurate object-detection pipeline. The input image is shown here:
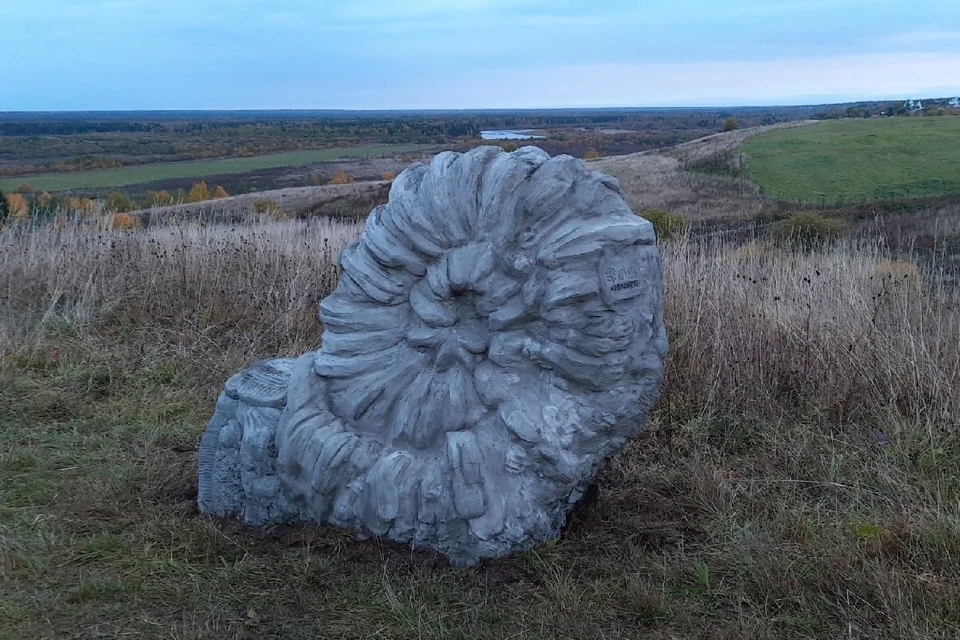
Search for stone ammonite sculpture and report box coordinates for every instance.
[198,145,668,565]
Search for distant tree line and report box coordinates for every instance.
[5,101,954,183]
[0,121,167,136]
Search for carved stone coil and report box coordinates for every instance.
[198,146,668,564]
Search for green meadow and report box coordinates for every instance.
[739,117,960,204]
[0,144,429,192]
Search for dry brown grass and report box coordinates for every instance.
[3,212,957,425]
[0,215,361,360]
[660,236,960,421]
[2,210,959,639]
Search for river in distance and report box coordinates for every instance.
[479,130,545,140]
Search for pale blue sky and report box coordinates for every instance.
[2,0,959,110]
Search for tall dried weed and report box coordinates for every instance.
[661,236,960,422]
[2,216,957,423]
[0,215,361,362]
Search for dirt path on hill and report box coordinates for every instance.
[132,180,392,223]
[591,121,816,221]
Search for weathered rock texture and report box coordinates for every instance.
[198,146,668,565]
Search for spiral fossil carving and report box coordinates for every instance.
[197,146,668,564]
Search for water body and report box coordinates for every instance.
[480,129,545,140]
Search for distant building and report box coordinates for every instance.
[906,99,924,111]
[949,97,960,108]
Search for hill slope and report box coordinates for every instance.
[591,121,814,221]
[739,117,960,204]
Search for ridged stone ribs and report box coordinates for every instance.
[197,145,668,565]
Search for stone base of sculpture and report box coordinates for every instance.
[197,146,668,565]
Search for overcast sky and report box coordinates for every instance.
[2,0,959,110]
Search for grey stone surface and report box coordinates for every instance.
[197,145,668,565]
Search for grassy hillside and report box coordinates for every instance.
[739,117,960,204]
[0,144,428,192]
[2,214,958,639]
[592,122,814,222]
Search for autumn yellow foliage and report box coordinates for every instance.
[67,197,98,215]
[106,189,136,212]
[148,190,174,206]
[328,171,354,185]
[111,212,139,230]
[381,170,397,181]
[583,148,600,160]
[186,181,211,203]
[6,193,28,218]
[212,185,229,199]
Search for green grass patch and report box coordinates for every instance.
[2,339,958,638]
[739,117,960,204]
[0,144,429,192]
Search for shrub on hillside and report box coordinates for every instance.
[253,198,279,214]
[6,193,29,218]
[67,197,99,215]
[252,199,288,220]
[148,190,175,206]
[328,171,354,185]
[212,185,229,199]
[110,212,139,230]
[768,212,846,248]
[638,208,687,241]
[186,181,211,203]
[381,170,397,181]
[106,189,136,213]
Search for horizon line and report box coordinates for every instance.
[3,95,958,116]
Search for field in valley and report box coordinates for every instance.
[2,117,960,639]
[738,117,960,204]
[0,105,850,201]
[0,145,429,193]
